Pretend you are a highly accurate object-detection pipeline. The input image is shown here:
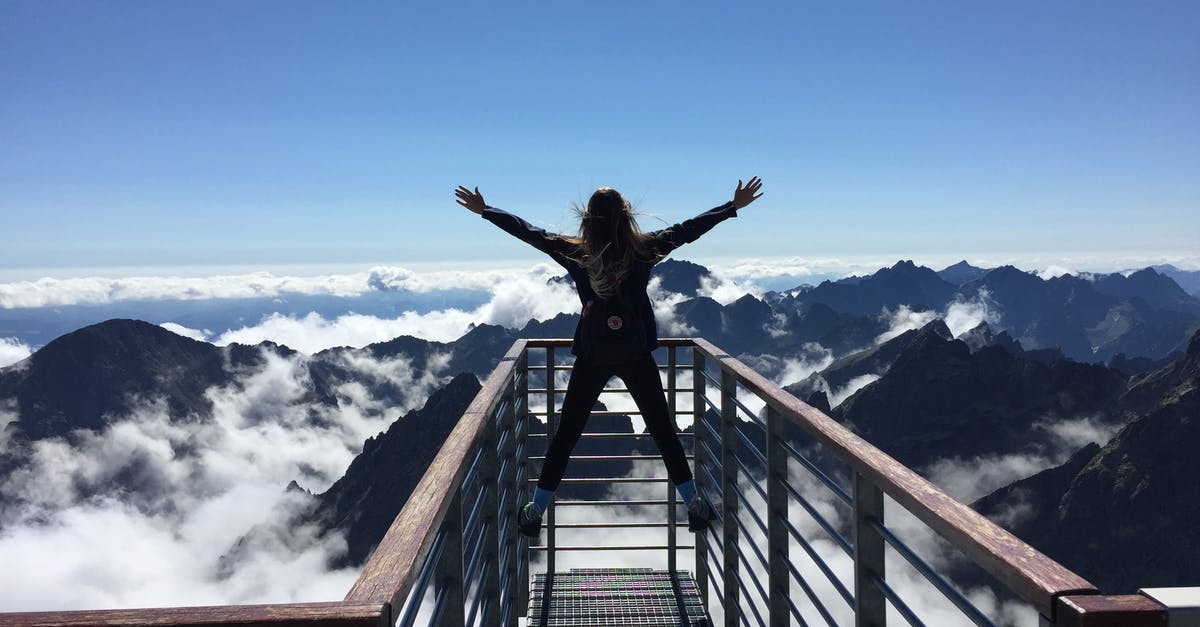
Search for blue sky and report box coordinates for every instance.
[2,1,1198,276]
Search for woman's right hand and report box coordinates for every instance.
[455,185,487,215]
[732,177,764,210]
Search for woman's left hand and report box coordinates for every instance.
[732,177,764,210]
[455,185,487,215]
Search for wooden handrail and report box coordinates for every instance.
[0,602,388,627]
[689,337,1098,618]
[343,340,527,616]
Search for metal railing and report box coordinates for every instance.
[0,337,1175,626]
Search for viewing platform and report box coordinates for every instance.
[0,338,1190,626]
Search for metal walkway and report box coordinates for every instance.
[529,568,708,626]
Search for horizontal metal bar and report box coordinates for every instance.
[527,432,695,438]
[731,394,768,428]
[735,427,768,468]
[527,387,698,394]
[522,363,695,371]
[552,521,673,529]
[732,549,770,627]
[734,484,769,538]
[527,476,670,484]
[697,455,726,503]
[397,527,447,627]
[872,571,926,627]
[781,476,854,556]
[529,545,695,551]
[779,544,841,627]
[784,515,855,608]
[528,410,638,417]
[554,499,672,506]
[528,454,694,461]
[872,519,997,626]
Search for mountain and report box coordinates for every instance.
[959,266,1199,362]
[973,331,1200,593]
[785,319,953,400]
[791,260,958,316]
[651,259,712,297]
[1089,268,1200,314]
[0,319,292,442]
[1151,264,1200,298]
[937,260,989,286]
[828,325,1127,470]
[308,372,481,566]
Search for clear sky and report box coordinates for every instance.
[2,1,1198,276]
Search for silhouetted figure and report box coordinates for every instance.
[454,178,764,536]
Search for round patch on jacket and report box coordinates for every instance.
[606,315,624,330]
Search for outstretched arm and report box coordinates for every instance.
[652,176,764,256]
[455,184,573,265]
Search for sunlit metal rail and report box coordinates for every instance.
[0,338,1179,626]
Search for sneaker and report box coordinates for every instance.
[518,502,543,538]
[687,497,715,532]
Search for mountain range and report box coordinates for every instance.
[1,258,1198,601]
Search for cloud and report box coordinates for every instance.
[0,337,32,369]
[159,322,211,342]
[943,289,999,338]
[0,346,449,610]
[0,264,550,309]
[873,290,1000,346]
[922,414,1119,504]
[776,344,835,388]
[1036,265,1075,280]
[161,269,580,353]
[697,271,763,305]
[875,306,939,345]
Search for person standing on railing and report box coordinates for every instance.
[454,178,764,538]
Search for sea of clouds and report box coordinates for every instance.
[0,258,1148,621]
[0,346,451,611]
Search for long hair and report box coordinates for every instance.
[561,187,658,298]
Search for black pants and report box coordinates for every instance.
[537,351,693,492]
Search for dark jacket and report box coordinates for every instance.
[482,202,738,357]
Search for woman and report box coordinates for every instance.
[454,178,763,537]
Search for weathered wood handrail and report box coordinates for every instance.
[688,337,1097,620]
[342,339,527,616]
[0,602,389,627]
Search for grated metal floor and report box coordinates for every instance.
[529,568,710,626]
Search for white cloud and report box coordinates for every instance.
[0,337,32,369]
[1036,265,1075,280]
[0,346,449,611]
[159,322,211,342]
[776,344,835,388]
[944,289,999,338]
[0,265,547,309]
[922,415,1119,504]
[875,306,938,345]
[184,267,580,353]
[647,277,696,337]
[697,271,762,305]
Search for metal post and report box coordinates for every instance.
[479,412,501,626]
[434,485,465,627]
[516,351,531,618]
[854,472,886,627]
[720,369,740,627]
[667,345,678,576]
[498,365,520,625]
[692,349,709,602]
[766,406,789,626]
[545,346,557,579]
